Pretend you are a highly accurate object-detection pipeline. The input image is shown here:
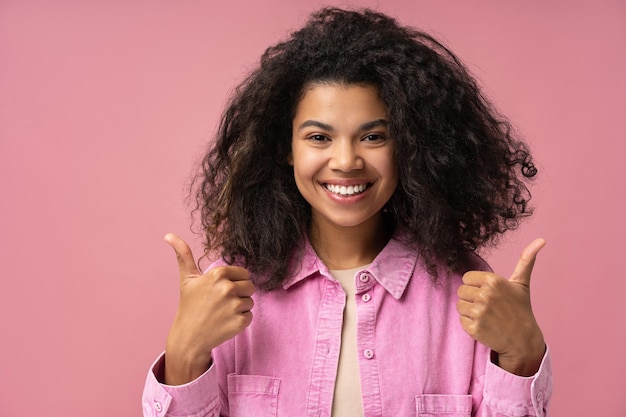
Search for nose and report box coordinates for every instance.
[328,139,364,171]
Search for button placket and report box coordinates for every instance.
[355,272,383,415]
[306,276,345,415]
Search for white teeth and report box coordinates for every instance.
[325,183,368,196]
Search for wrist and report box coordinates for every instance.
[495,334,546,377]
[163,332,213,385]
[163,348,212,385]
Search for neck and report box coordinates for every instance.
[309,214,392,270]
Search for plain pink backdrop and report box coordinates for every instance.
[1,1,624,416]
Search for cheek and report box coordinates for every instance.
[292,149,320,177]
[381,151,399,196]
[291,152,312,189]
[377,150,398,180]
[391,160,400,185]
[292,164,316,207]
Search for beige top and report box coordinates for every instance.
[329,266,368,417]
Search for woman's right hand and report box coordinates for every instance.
[162,233,255,385]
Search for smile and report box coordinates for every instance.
[324,183,370,196]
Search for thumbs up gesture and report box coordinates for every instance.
[457,239,547,376]
[163,233,255,385]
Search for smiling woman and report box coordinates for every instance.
[2,1,624,416]
[142,7,551,417]
[290,83,398,269]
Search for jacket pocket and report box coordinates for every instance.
[416,394,472,416]
[227,374,281,417]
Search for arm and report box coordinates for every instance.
[142,234,255,416]
[458,239,553,415]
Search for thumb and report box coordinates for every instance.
[509,238,546,287]
[164,233,202,280]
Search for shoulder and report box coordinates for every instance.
[389,229,492,274]
[202,257,230,273]
[462,251,492,273]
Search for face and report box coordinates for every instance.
[290,83,398,236]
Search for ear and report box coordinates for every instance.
[287,153,294,166]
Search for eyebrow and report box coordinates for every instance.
[296,118,389,132]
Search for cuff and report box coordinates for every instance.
[483,346,552,417]
[142,352,219,417]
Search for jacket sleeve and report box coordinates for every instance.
[477,346,552,417]
[142,353,221,417]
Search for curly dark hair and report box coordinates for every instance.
[191,7,537,290]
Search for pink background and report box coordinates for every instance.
[1,1,624,416]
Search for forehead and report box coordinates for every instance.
[293,82,388,126]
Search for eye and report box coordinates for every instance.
[308,134,330,142]
[362,133,386,142]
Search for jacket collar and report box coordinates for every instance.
[283,230,419,300]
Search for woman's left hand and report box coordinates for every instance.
[457,239,547,376]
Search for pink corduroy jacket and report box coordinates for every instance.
[143,232,552,417]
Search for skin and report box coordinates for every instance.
[457,238,547,376]
[163,233,255,385]
[161,82,546,385]
[289,82,398,269]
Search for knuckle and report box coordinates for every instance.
[214,279,236,297]
[177,246,192,259]
[234,312,253,329]
[488,275,508,292]
[243,311,253,325]
[479,278,501,297]
[456,286,465,298]
[462,271,476,284]
[470,304,486,318]
[230,297,245,311]
[208,266,229,280]
[464,321,478,336]
[236,266,251,279]
[245,281,256,293]
[475,288,491,303]
[481,273,497,286]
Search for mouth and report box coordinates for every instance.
[323,183,371,196]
